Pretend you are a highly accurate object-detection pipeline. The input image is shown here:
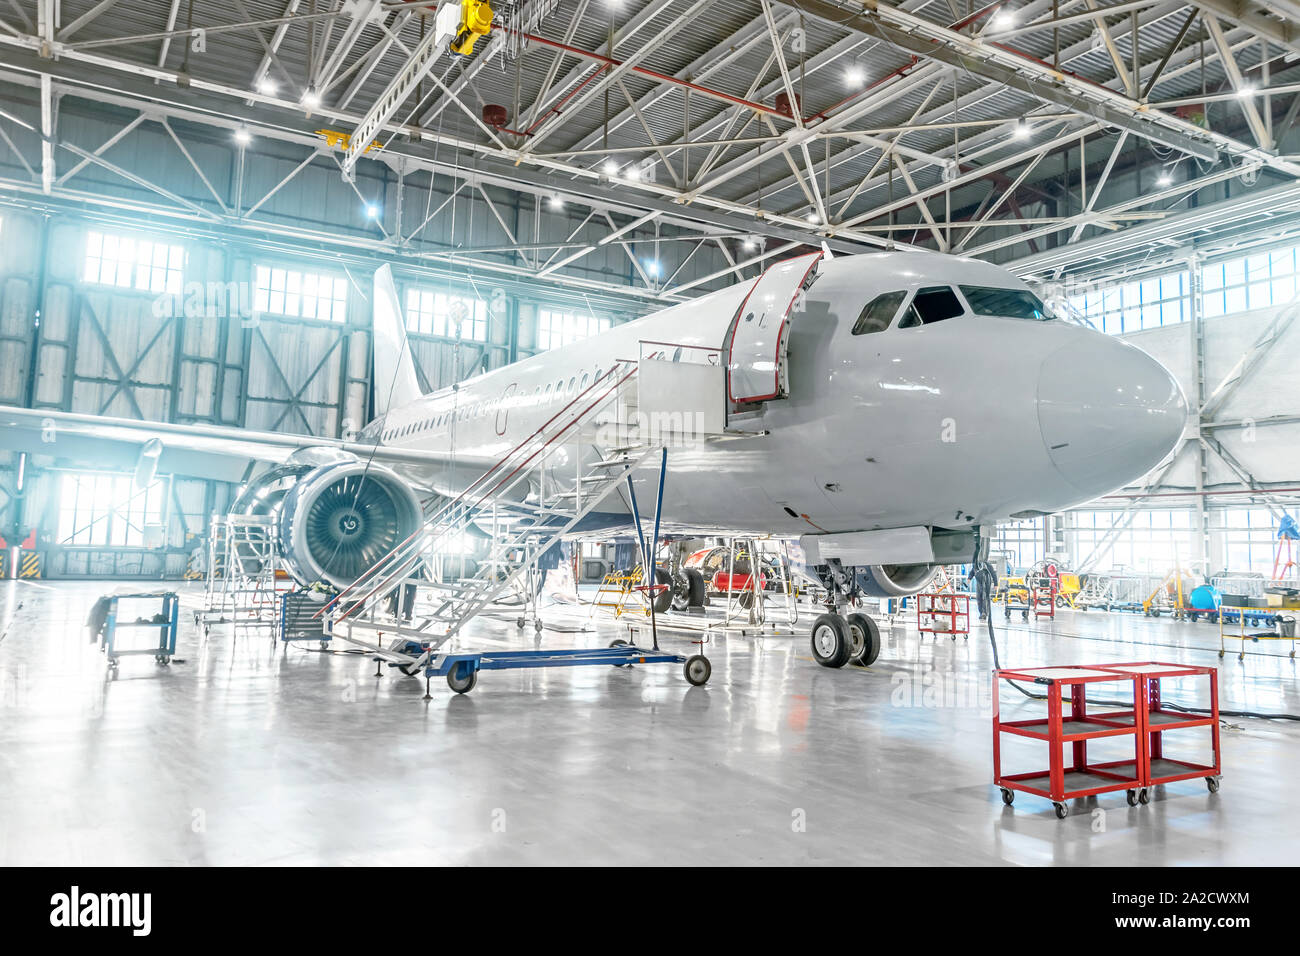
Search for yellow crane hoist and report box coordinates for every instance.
[315,129,382,155]
[451,0,494,57]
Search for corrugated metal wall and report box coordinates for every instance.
[0,195,655,579]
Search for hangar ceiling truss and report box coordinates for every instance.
[2,1,1300,294]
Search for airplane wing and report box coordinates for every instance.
[0,405,461,483]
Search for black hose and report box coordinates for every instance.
[970,531,1300,720]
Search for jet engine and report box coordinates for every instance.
[854,563,940,598]
[276,461,422,590]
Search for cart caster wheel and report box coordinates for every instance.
[1053,802,1068,819]
[1022,611,1028,622]
[1126,789,1138,807]
[446,666,478,695]
[684,654,711,686]
[1218,651,1225,658]
[1207,776,1220,793]
[516,617,526,629]
[608,639,635,667]
[1138,788,1150,805]
[534,619,544,633]
[1000,788,1014,806]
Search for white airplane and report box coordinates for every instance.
[0,249,1187,667]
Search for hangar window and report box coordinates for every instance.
[897,286,964,328]
[959,286,1051,320]
[1069,272,1188,333]
[254,265,347,322]
[1202,246,1298,318]
[57,472,166,548]
[851,291,907,335]
[404,287,488,341]
[83,231,185,295]
[536,309,610,350]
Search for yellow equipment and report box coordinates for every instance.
[315,129,382,154]
[451,0,494,56]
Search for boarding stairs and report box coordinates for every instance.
[320,358,683,671]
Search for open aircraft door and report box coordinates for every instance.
[725,251,822,404]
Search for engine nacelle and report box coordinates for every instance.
[277,461,422,590]
[853,563,940,598]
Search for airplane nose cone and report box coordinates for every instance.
[1037,338,1187,498]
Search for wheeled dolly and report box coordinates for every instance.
[397,642,712,697]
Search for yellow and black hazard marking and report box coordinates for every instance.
[18,551,41,578]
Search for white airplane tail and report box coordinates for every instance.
[371,264,423,416]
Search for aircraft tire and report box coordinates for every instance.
[846,612,881,666]
[653,568,673,613]
[685,569,707,607]
[810,613,852,668]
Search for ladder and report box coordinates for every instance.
[322,359,658,669]
[199,513,289,634]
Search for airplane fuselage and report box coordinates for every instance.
[363,252,1187,539]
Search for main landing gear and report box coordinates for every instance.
[810,610,881,668]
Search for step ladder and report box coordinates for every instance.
[321,359,659,671]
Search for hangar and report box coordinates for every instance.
[0,0,1296,875]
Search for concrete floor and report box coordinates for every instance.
[1,578,1297,865]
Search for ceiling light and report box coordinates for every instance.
[602,159,618,177]
[644,259,661,277]
[301,89,321,109]
[806,211,820,224]
[742,236,759,252]
[845,66,865,88]
[548,194,565,210]
[365,203,380,219]
[1013,120,1031,139]
[256,77,278,96]
[990,9,1016,30]
[1236,83,1257,98]
[624,165,641,182]
[1156,171,1173,187]
[234,127,252,146]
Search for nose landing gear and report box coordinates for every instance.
[808,561,884,668]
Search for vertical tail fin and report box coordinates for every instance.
[371,264,423,416]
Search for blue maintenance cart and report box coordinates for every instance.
[390,639,711,697]
[100,591,179,669]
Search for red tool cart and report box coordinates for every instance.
[917,591,970,640]
[993,662,1221,818]
[993,665,1145,818]
[1097,662,1222,793]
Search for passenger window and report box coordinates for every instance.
[852,291,907,335]
[898,286,964,328]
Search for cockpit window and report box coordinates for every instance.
[898,286,964,328]
[851,291,907,335]
[959,285,1052,320]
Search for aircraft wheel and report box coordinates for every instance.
[810,613,852,668]
[684,569,707,608]
[846,612,881,666]
[652,568,673,614]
